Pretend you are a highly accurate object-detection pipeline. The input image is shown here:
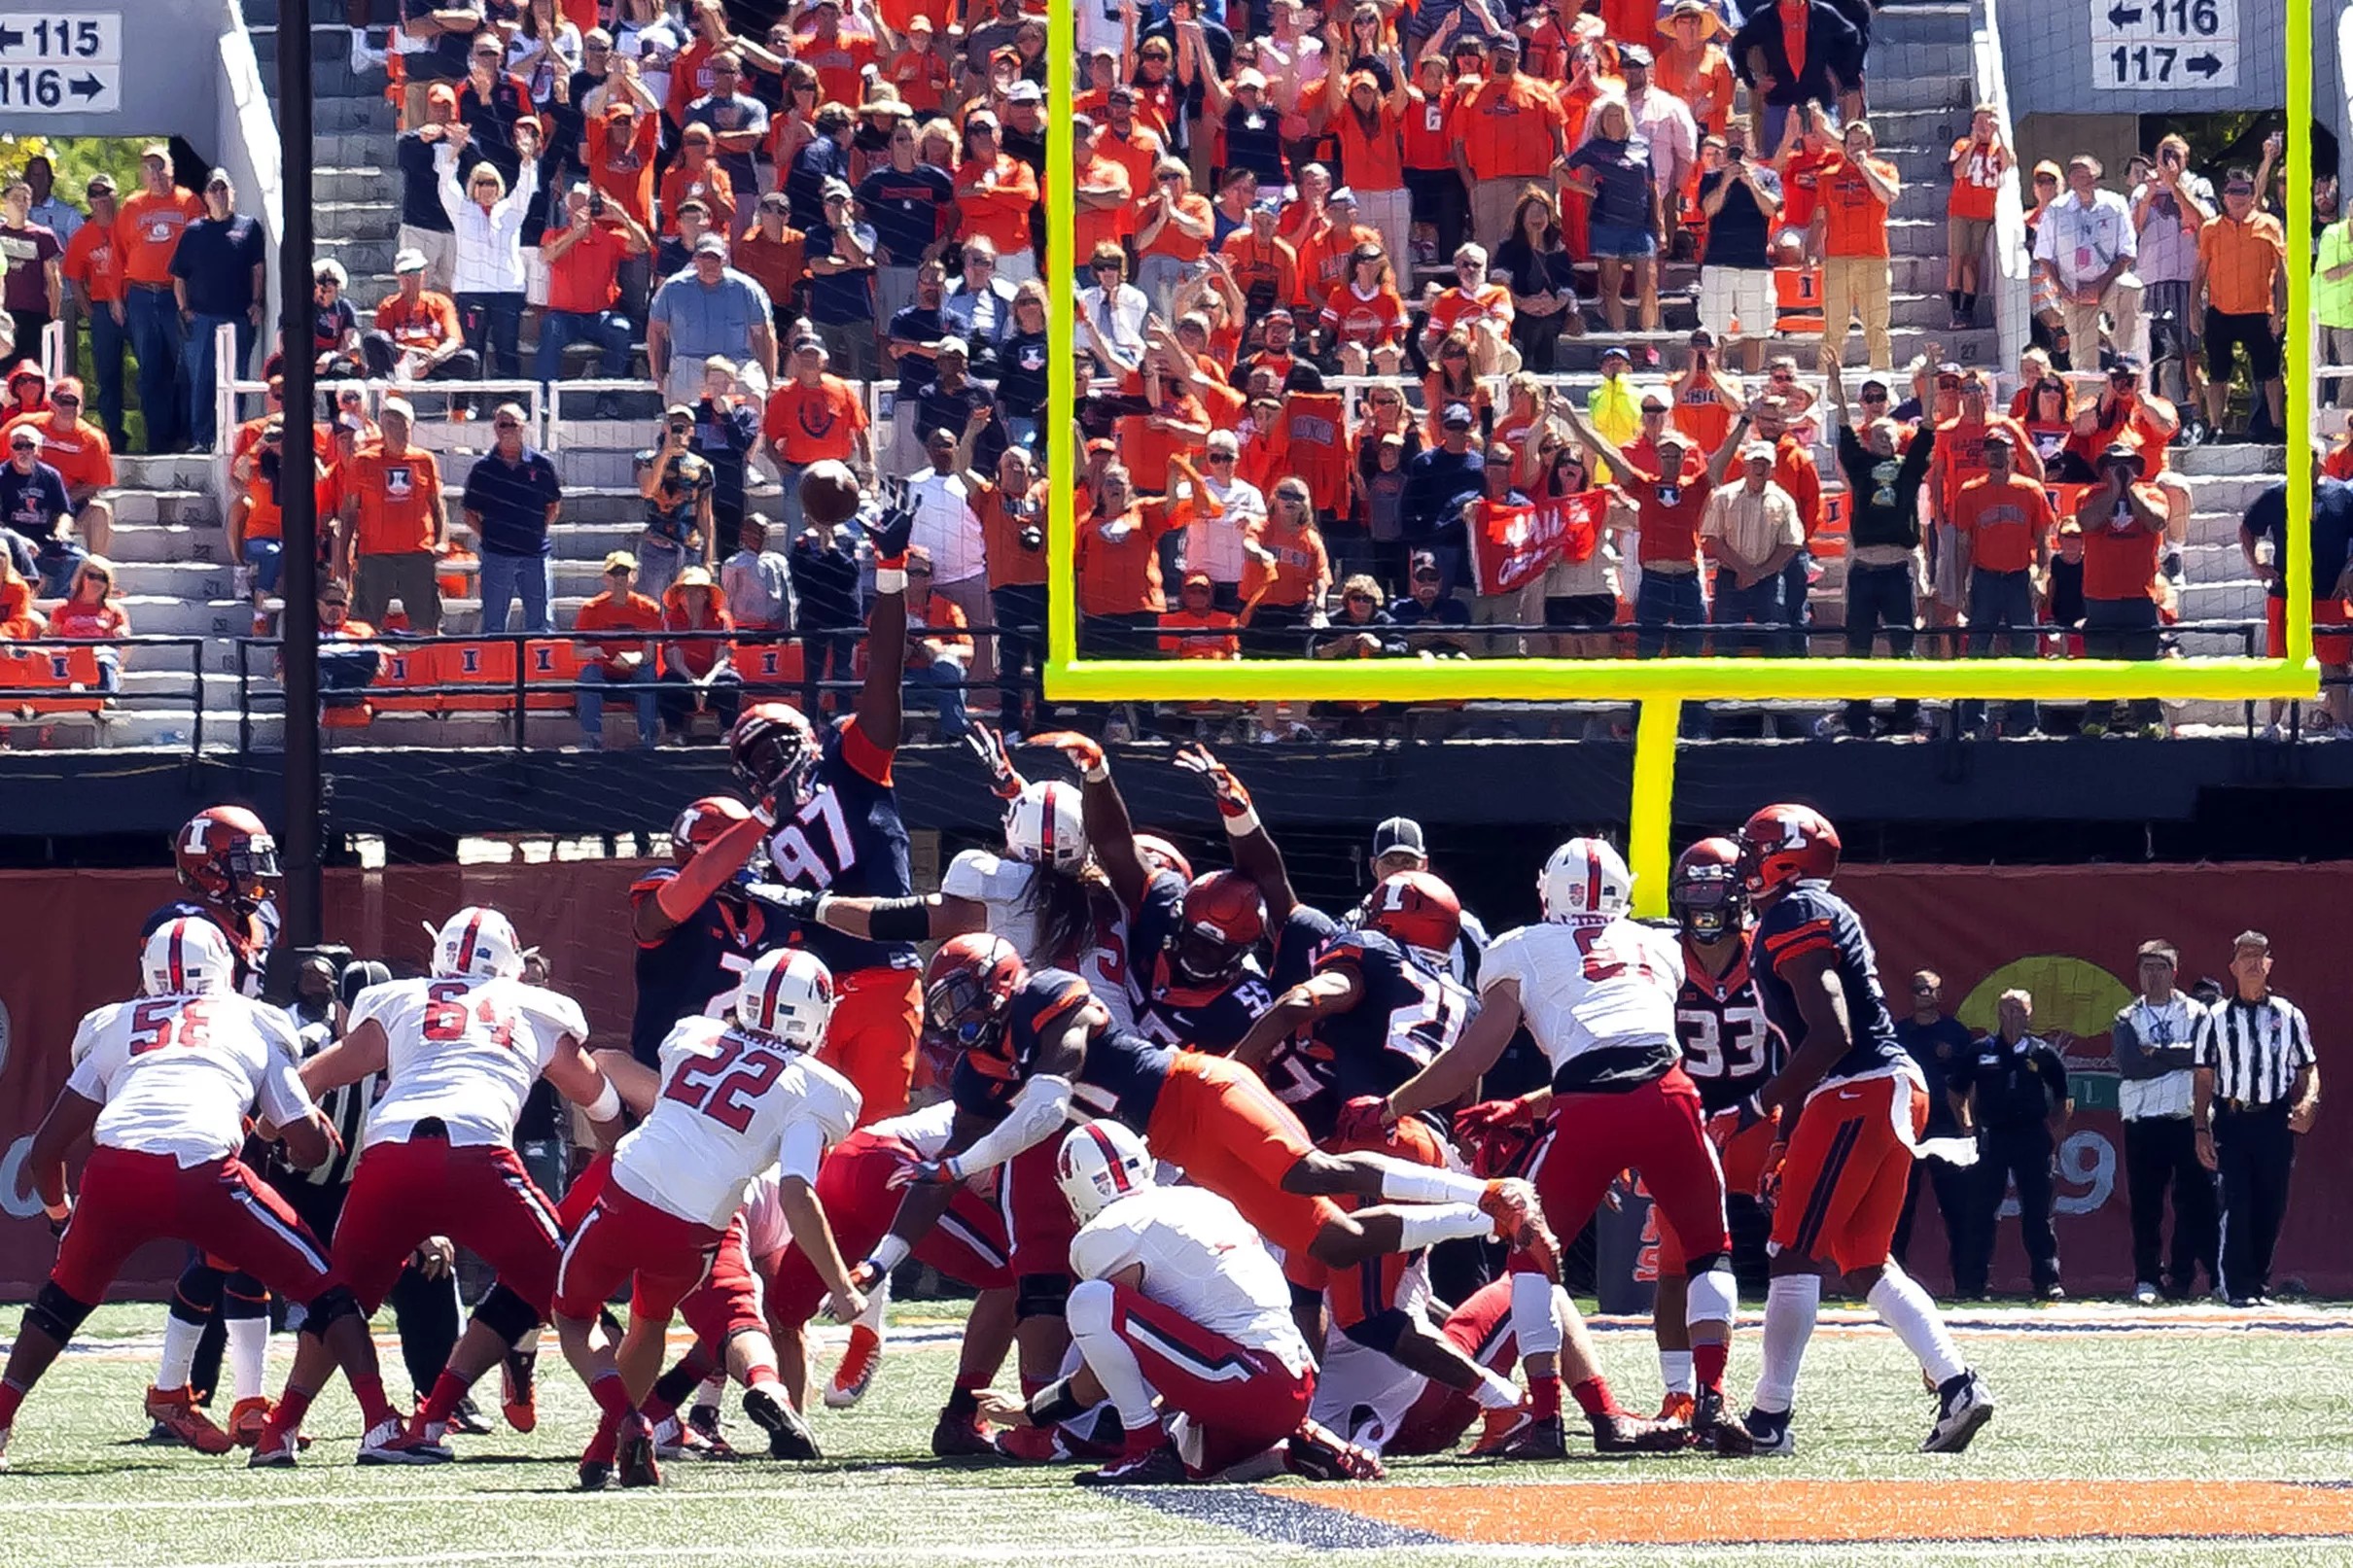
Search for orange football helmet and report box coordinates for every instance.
[1170,870,1267,983]
[1736,804,1842,901]
[922,933,1029,1054]
[1366,869,1461,957]
[173,806,280,912]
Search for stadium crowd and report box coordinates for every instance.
[0,0,2326,745]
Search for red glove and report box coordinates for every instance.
[1174,743,1253,821]
[1333,1096,1396,1148]
[1030,730,1106,779]
[1454,1096,1541,1138]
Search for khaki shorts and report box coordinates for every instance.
[1948,215,1993,262]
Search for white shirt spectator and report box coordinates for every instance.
[2129,174,2212,287]
[25,192,80,246]
[905,464,987,585]
[1626,85,1698,197]
[1076,281,1150,373]
[722,543,793,629]
[436,143,540,296]
[2033,186,2137,292]
[1177,472,1264,583]
[944,276,1021,355]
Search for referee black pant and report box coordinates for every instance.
[2124,1116,2218,1297]
[2214,1100,2297,1303]
[1956,1124,2059,1296]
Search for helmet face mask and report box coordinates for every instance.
[177,806,280,911]
[1172,923,1245,984]
[729,704,822,806]
[1671,868,1740,939]
[1170,872,1266,984]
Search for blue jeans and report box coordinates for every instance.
[636,535,686,602]
[1961,566,2038,731]
[123,288,186,452]
[477,548,553,634]
[903,658,970,737]
[773,463,807,537]
[534,308,633,384]
[185,312,258,451]
[456,291,525,380]
[1635,569,1706,658]
[34,538,87,597]
[1779,550,1813,655]
[577,662,658,746]
[1709,567,1784,657]
[243,537,284,594]
[88,297,130,445]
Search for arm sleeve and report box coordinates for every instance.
[952,1073,1073,1171]
[2291,1007,2317,1070]
[777,1117,827,1185]
[2190,1009,2215,1070]
[252,1007,320,1128]
[67,1008,106,1067]
[1067,1213,1142,1282]
[64,1023,109,1101]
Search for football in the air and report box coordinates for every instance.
[799,460,863,527]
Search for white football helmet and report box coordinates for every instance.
[141,917,237,997]
[1003,780,1087,871]
[430,906,527,981]
[1055,1120,1154,1222]
[1538,838,1633,922]
[736,948,837,1045]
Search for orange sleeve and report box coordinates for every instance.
[839,714,896,784]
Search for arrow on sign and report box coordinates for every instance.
[66,71,102,98]
[2106,3,2142,23]
[2186,52,2222,76]
[0,23,21,52]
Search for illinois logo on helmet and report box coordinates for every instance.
[671,796,752,863]
[735,949,837,1046]
[141,917,238,997]
[174,806,280,912]
[1366,870,1461,958]
[1054,1120,1155,1221]
[1736,804,1841,901]
[1538,838,1633,922]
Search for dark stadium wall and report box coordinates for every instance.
[0,862,2346,1297]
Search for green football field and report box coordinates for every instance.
[3,1301,2349,1568]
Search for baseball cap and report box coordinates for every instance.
[1327,186,1356,205]
[1441,401,1475,429]
[393,248,429,273]
[821,176,854,202]
[1372,817,1428,859]
[1979,428,2014,448]
[87,172,117,194]
[378,395,415,421]
[1005,79,1043,102]
[602,549,639,573]
[1234,67,1268,88]
[1409,551,1440,577]
[704,354,737,373]
[693,232,729,256]
[1181,570,1212,589]
[140,140,172,163]
[666,402,696,421]
[2109,354,2144,374]
[1619,42,1653,65]
[204,171,231,191]
[51,376,84,401]
[1639,393,1668,411]
[1739,439,1775,462]
[676,565,716,589]
[936,335,970,357]
[1601,343,1633,364]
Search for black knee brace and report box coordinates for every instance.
[471,1282,543,1346]
[1015,1272,1071,1321]
[26,1281,94,1342]
[300,1284,363,1336]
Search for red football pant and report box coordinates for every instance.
[554,1182,728,1323]
[1075,1279,1313,1475]
[675,1216,765,1351]
[819,967,921,1125]
[1143,1052,1345,1257]
[767,1129,1012,1327]
[1655,1106,1780,1273]
[53,1148,336,1307]
[1769,1072,1927,1274]
[1000,1134,1079,1280]
[1388,1277,1519,1457]
[334,1138,566,1314]
[1517,1066,1730,1277]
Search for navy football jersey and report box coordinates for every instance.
[761,716,918,977]
[950,967,1176,1138]
[1675,934,1785,1114]
[1750,882,1905,1084]
[1130,873,1339,1056]
[142,898,277,998]
[626,868,786,1067]
[1271,929,1471,1139]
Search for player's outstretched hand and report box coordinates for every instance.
[1029,730,1106,779]
[413,1236,456,1280]
[1455,1096,1539,1137]
[966,723,1028,800]
[973,1389,1029,1428]
[871,477,916,560]
[826,1285,868,1324]
[1334,1096,1397,1147]
[1173,743,1252,820]
[1757,1140,1788,1206]
[887,1157,960,1190]
[770,886,824,921]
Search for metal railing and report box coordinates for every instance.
[0,635,214,756]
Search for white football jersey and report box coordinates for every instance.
[612,1016,863,1230]
[940,851,1136,1028]
[1069,1185,1311,1375]
[1310,1328,1430,1456]
[66,993,312,1167]
[349,976,590,1150]
[1479,918,1685,1074]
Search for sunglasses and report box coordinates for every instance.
[1860,390,1889,401]
[53,394,79,404]
[1345,591,1375,603]
[494,418,521,430]
[1208,451,1237,462]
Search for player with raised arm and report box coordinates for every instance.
[730,463,926,1129]
[1382,838,1742,1459]
[139,806,286,1450]
[1734,804,1992,1456]
[975,1122,1384,1486]
[628,795,800,1068]
[552,949,865,1489]
[264,907,627,1467]
[0,921,429,1471]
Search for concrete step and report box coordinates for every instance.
[0,710,210,751]
[126,596,267,641]
[317,199,402,243]
[121,669,242,711]
[116,454,217,491]
[314,97,397,136]
[1866,73,1976,112]
[1866,41,1973,81]
[2175,442,2287,475]
[106,522,225,565]
[115,561,242,601]
[108,489,219,529]
[318,234,398,281]
[2178,474,2279,515]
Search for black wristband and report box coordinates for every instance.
[865,896,933,942]
[1026,1376,1087,1429]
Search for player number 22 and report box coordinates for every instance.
[664,1036,788,1132]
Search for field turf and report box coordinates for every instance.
[2,1301,2349,1567]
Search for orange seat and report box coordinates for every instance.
[733,638,806,702]
[1773,264,1824,336]
[0,645,105,714]
[369,642,439,713]
[1811,486,1851,561]
[523,639,583,712]
[436,640,518,713]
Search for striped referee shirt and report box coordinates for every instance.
[2192,993,2316,1107]
[295,1017,377,1187]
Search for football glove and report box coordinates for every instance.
[966,723,1028,801]
[767,886,825,921]
[870,476,916,560]
[1029,730,1106,780]
[1332,1096,1396,1148]
[1455,1096,1542,1137]
[1173,743,1252,820]
[886,1156,961,1190]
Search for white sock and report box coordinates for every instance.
[694,1371,727,1410]
[157,1314,205,1393]
[227,1317,268,1402]
[1066,1280,1159,1430]
[1658,1348,1694,1398]
[1373,1158,1489,1205]
[855,1271,892,1333]
[1510,1270,1563,1358]
[1751,1274,1821,1414]
[1396,1202,1494,1251]
[1867,1263,1966,1387]
[1472,1367,1522,1409]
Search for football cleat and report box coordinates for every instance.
[449,1395,495,1436]
[1742,1406,1796,1456]
[501,1348,539,1433]
[247,1426,299,1469]
[358,1416,451,1466]
[1692,1388,1756,1456]
[1074,1433,1187,1487]
[578,1457,614,1491]
[1656,1391,1696,1427]
[992,1423,1070,1463]
[144,1386,235,1455]
[1921,1371,1994,1454]
[931,1405,996,1459]
[1590,1411,1688,1454]
[1465,1405,1533,1457]
[825,1323,884,1409]
[227,1396,273,1449]
[1285,1419,1385,1481]
[1493,1412,1569,1460]
[744,1384,823,1462]
[617,1414,662,1487]
[650,1415,730,1460]
[687,1403,724,1445]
